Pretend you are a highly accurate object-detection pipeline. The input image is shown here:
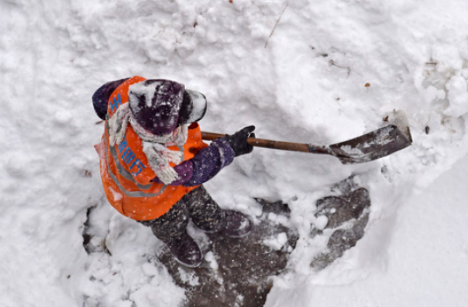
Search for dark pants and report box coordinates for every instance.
[140,186,225,244]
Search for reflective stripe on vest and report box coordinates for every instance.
[104,118,155,190]
[104,134,168,198]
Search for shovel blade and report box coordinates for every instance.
[328,124,412,164]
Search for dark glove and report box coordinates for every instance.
[224,126,256,157]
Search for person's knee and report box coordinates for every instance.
[148,201,190,241]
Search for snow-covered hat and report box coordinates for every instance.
[128,79,207,135]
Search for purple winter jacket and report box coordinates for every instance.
[92,79,235,187]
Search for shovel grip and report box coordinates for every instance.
[201,131,329,154]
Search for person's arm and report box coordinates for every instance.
[152,126,255,187]
[92,78,130,119]
[151,138,235,186]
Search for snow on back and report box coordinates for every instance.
[129,81,157,110]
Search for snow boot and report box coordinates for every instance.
[221,210,253,238]
[166,232,203,268]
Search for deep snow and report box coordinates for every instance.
[266,153,468,307]
[1,0,468,306]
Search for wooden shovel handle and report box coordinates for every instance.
[201,131,330,154]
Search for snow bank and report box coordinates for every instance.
[267,152,468,307]
[1,0,468,306]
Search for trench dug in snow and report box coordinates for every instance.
[83,177,370,307]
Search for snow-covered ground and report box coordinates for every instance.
[1,0,468,306]
[267,153,468,307]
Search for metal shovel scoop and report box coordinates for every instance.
[201,111,412,164]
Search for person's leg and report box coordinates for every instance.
[143,200,189,243]
[184,186,226,233]
[186,185,253,238]
[142,199,202,267]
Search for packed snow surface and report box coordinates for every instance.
[2,0,468,306]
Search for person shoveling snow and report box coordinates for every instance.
[92,76,255,267]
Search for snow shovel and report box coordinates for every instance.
[201,111,412,164]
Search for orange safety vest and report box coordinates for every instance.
[95,76,208,221]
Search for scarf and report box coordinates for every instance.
[108,103,188,185]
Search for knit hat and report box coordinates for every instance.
[128,79,207,136]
